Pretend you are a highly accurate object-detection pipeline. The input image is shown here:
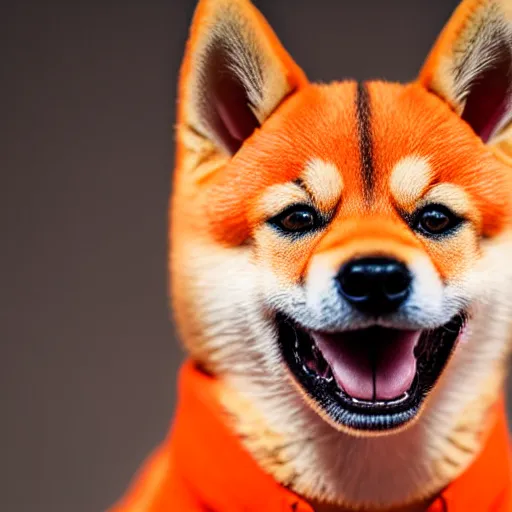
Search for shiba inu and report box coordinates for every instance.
[110,0,512,510]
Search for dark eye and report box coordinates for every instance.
[416,205,462,236]
[270,205,319,234]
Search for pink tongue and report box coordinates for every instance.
[313,330,421,401]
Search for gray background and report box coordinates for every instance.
[5,1,507,511]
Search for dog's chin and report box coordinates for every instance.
[277,312,467,435]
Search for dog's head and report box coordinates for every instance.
[170,0,512,508]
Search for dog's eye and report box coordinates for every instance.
[416,205,461,236]
[270,205,319,234]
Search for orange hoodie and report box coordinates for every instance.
[110,361,512,512]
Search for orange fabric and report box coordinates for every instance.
[110,361,512,512]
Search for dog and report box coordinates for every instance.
[110,0,512,510]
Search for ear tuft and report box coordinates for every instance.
[419,0,512,143]
[179,0,307,155]
[458,16,512,142]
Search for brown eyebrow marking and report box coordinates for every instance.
[356,82,374,203]
[293,177,309,193]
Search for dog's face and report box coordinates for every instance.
[171,0,512,507]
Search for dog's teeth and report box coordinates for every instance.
[319,363,333,380]
[323,371,334,383]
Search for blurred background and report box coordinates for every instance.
[5,0,508,511]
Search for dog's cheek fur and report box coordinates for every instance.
[170,233,310,481]
[426,235,512,480]
[170,239,267,374]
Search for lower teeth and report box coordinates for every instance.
[348,391,410,406]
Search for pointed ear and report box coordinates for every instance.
[418,0,512,144]
[178,0,308,155]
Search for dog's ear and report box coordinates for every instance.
[178,0,308,156]
[418,0,512,144]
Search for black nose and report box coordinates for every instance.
[337,257,411,314]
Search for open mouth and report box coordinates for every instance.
[277,313,467,431]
